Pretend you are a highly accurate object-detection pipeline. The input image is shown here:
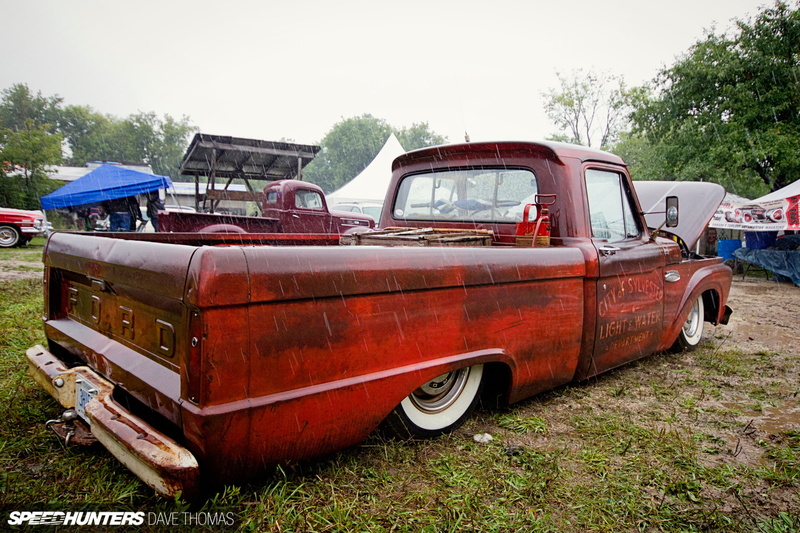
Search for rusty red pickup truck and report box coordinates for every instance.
[158,179,374,234]
[26,141,732,498]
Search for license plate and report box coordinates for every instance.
[75,378,98,421]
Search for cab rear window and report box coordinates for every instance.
[393,168,537,223]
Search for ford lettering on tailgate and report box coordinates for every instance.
[63,279,180,370]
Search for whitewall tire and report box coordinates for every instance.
[382,364,484,439]
[672,296,704,351]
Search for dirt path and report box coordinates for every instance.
[720,278,800,355]
[0,260,44,282]
[714,278,800,451]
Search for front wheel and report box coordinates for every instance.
[381,364,484,439]
[0,225,21,248]
[671,296,704,351]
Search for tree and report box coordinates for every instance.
[627,1,800,197]
[114,112,196,179]
[59,107,196,179]
[59,104,120,165]
[395,122,447,152]
[0,85,63,208]
[542,70,639,149]
[304,114,393,192]
[0,84,62,133]
[0,124,63,209]
[1,83,196,184]
[303,115,447,193]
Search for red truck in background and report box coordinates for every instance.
[157,179,374,234]
[26,140,732,498]
[0,207,51,247]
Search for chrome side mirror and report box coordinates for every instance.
[666,196,679,227]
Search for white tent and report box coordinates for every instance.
[327,133,406,205]
[753,179,800,203]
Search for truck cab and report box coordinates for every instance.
[261,180,373,233]
[157,180,374,234]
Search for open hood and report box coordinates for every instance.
[634,181,726,250]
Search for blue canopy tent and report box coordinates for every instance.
[41,164,173,210]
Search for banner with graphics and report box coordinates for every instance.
[710,194,800,232]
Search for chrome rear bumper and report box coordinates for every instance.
[26,345,199,498]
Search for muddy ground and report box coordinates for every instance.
[0,260,44,282]
[711,278,800,455]
[722,278,799,358]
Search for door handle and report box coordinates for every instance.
[598,245,620,256]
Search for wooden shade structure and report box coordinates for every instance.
[178,133,320,212]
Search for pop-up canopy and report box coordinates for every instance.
[41,164,173,210]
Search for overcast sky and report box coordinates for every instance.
[2,0,770,147]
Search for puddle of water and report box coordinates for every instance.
[753,402,800,435]
[723,399,800,435]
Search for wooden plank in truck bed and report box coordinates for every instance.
[340,227,494,247]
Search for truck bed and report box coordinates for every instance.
[35,230,588,491]
[157,210,282,233]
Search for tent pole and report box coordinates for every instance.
[194,176,200,212]
[209,149,217,213]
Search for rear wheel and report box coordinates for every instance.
[0,225,21,248]
[382,364,484,439]
[672,296,704,351]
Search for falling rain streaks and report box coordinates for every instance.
[393,311,405,340]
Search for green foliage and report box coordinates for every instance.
[1,83,442,198]
[0,125,63,210]
[303,114,447,193]
[395,121,447,152]
[59,106,196,179]
[0,85,65,208]
[625,1,800,196]
[58,104,120,166]
[0,83,197,190]
[302,114,391,192]
[0,84,62,133]
[541,69,642,149]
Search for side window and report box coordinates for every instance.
[295,189,324,210]
[585,169,641,242]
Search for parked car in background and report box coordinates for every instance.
[330,201,383,222]
[0,207,52,247]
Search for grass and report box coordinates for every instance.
[0,259,798,531]
[0,237,46,262]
